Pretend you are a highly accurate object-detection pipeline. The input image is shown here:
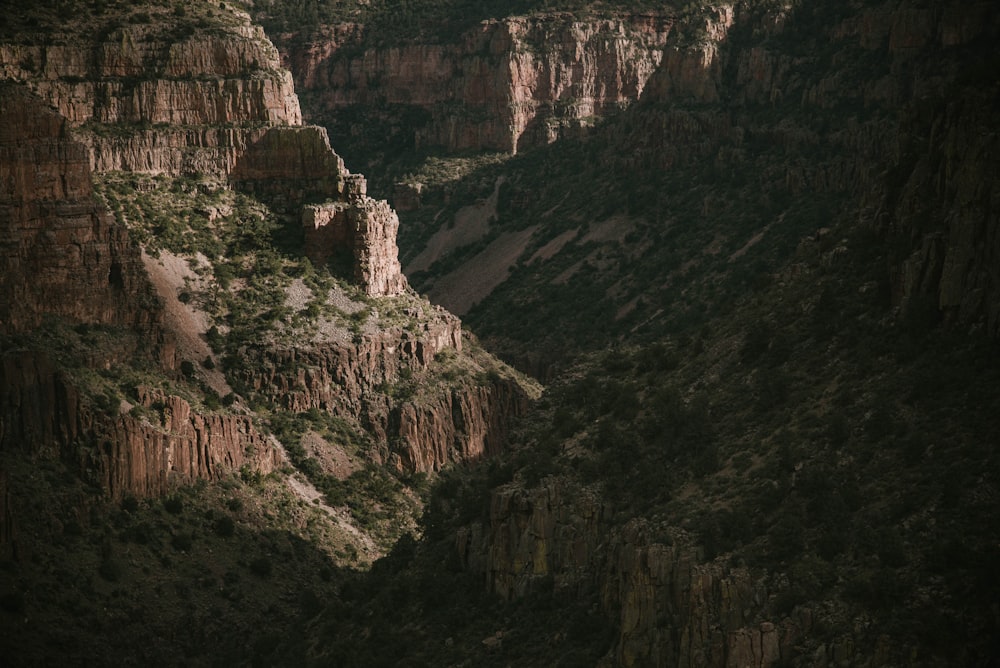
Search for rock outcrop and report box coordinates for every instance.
[279,14,672,152]
[232,123,409,296]
[230,125,348,205]
[304,197,408,297]
[0,83,170,361]
[0,350,279,501]
[234,305,534,474]
[0,8,301,176]
[376,374,532,473]
[0,84,276,501]
[458,479,883,667]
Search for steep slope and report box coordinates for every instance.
[1,2,540,664]
[279,13,672,156]
[308,0,998,373]
[253,0,1000,666]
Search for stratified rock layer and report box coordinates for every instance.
[0,83,168,356]
[281,14,672,152]
[235,307,534,474]
[233,123,409,296]
[459,480,849,668]
[0,10,301,176]
[0,85,275,501]
[304,198,408,297]
[0,351,279,501]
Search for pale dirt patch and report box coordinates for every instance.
[270,435,381,561]
[615,295,642,321]
[142,250,232,398]
[284,473,381,561]
[729,224,771,262]
[301,429,358,480]
[326,283,365,315]
[702,233,726,256]
[284,278,312,312]
[529,227,579,263]
[580,214,635,244]
[405,176,505,275]
[553,258,584,285]
[428,225,538,315]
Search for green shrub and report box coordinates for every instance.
[249,556,272,578]
[213,516,236,538]
[164,495,184,514]
[171,532,193,552]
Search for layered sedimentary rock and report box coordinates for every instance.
[280,14,672,152]
[0,9,301,176]
[233,124,409,296]
[304,197,408,297]
[0,351,279,501]
[0,84,276,500]
[230,125,347,204]
[238,309,462,414]
[0,83,169,360]
[458,479,876,667]
[376,375,532,473]
[234,307,532,473]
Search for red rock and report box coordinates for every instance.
[280,14,673,153]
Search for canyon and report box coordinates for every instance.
[0,0,998,666]
[0,1,536,501]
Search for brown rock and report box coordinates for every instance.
[0,11,302,177]
[280,14,673,153]
[0,84,172,365]
[230,125,347,204]
[0,352,278,501]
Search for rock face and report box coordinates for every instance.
[235,307,534,474]
[230,125,348,204]
[443,6,1000,664]
[232,124,409,296]
[458,480,867,668]
[0,84,277,501]
[304,198,408,297]
[0,9,301,176]
[639,0,1000,338]
[0,83,169,358]
[0,351,279,501]
[280,14,672,152]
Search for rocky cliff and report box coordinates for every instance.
[391,0,1000,359]
[0,351,279,501]
[395,4,1000,665]
[0,83,170,358]
[458,478,893,667]
[231,124,408,296]
[0,4,301,176]
[637,0,1000,337]
[234,300,535,474]
[279,13,672,153]
[0,83,279,502]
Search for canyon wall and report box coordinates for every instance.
[0,84,277,502]
[280,14,673,152]
[638,0,1000,337]
[458,479,888,667]
[0,351,279,502]
[231,124,408,296]
[235,308,534,474]
[440,3,999,666]
[0,8,301,176]
[0,83,171,361]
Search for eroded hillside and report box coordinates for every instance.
[1,0,998,666]
[0,1,537,663]
[253,0,1000,666]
